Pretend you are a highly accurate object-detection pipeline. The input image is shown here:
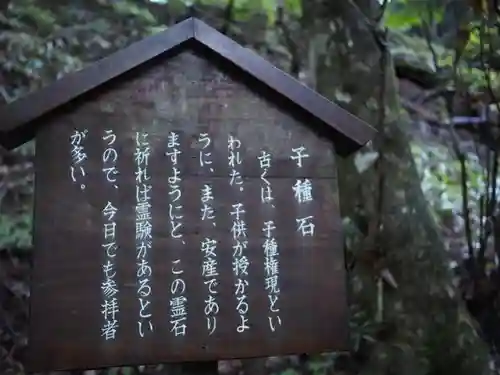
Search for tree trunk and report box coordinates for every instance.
[297,1,493,374]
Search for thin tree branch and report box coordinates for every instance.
[275,0,301,77]
[476,16,500,266]
[220,0,235,35]
[420,5,475,260]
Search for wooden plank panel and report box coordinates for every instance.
[29,49,347,372]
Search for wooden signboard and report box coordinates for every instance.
[0,18,376,373]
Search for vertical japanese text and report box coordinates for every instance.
[135,132,154,338]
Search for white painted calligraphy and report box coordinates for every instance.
[228,135,244,191]
[229,134,250,333]
[201,238,219,334]
[170,259,187,336]
[199,133,216,227]
[258,150,281,331]
[199,133,214,172]
[166,132,183,240]
[293,178,313,204]
[167,132,188,337]
[290,146,310,168]
[199,133,219,335]
[201,184,216,222]
[101,201,119,340]
[134,132,153,337]
[291,146,315,237]
[258,150,274,204]
[102,129,119,188]
[263,221,281,331]
[69,129,88,190]
[296,215,315,236]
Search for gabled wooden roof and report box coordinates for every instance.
[0,17,376,155]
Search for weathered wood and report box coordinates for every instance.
[28,50,347,372]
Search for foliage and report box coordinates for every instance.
[384,0,445,30]
[412,142,487,216]
[0,211,32,249]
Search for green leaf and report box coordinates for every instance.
[384,8,421,29]
[384,0,444,30]
[279,369,301,375]
[354,151,379,174]
[110,1,157,24]
[0,211,33,250]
